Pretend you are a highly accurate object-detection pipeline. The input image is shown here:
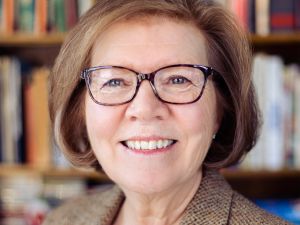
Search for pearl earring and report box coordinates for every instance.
[212,134,216,140]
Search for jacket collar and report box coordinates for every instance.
[98,169,233,225]
[180,169,233,225]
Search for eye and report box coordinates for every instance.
[169,76,191,85]
[103,79,124,87]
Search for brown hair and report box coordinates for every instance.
[49,0,260,170]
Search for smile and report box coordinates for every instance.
[122,139,177,151]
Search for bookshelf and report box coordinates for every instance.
[2,2,300,224]
[1,33,300,198]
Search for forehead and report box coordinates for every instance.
[91,17,208,70]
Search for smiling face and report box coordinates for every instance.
[85,17,220,194]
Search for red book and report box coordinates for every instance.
[65,0,78,30]
[2,0,14,33]
[295,0,300,31]
[270,0,294,33]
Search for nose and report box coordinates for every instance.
[125,80,170,121]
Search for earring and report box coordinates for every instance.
[212,134,216,140]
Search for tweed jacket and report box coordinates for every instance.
[43,170,292,225]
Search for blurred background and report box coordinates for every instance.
[0,0,300,224]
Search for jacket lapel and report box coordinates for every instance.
[180,170,233,225]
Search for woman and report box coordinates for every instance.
[43,0,291,224]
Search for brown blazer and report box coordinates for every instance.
[43,170,292,225]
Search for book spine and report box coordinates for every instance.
[0,56,3,162]
[294,67,300,169]
[255,0,270,35]
[295,0,300,31]
[226,0,249,30]
[17,0,35,33]
[2,0,14,34]
[247,0,256,33]
[65,0,78,30]
[54,0,66,32]
[24,67,51,169]
[34,0,47,34]
[270,0,294,33]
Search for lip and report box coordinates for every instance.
[125,145,175,155]
[122,135,175,142]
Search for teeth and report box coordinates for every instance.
[125,140,174,150]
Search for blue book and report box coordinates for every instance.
[255,199,300,224]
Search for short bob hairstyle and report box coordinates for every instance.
[49,0,260,170]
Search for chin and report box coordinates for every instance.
[111,169,183,195]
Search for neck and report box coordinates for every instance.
[114,171,202,225]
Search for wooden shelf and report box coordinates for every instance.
[1,165,299,198]
[1,164,300,179]
[221,169,300,199]
[221,169,300,179]
[0,164,108,181]
[1,33,300,47]
[251,33,300,45]
[0,33,65,46]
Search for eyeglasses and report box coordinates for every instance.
[80,64,218,106]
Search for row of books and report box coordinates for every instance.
[1,55,300,170]
[1,0,300,35]
[240,54,300,171]
[0,0,95,34]
[0,57,70,169]
[216,0,300,35]
[0,173,86,225]
[1,175,299,225]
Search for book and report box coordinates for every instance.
[270,0,294,33]
[294,67,300,169]
[255,0,270,35]
[240,54,299,171]
[23,67,51,169]
[240,54,267,170]
[65,0,78,30]
[0,0,3,33]
[283,65,298,168]
[17,0,35,33]
[227,0,249,30]
[2,0,14,34]
[0,57,23,164]
[54,0,66,32]
[264,56,285,170]
[34,0,47,34]
[255,198,300,224]
[295,0,300,31]
[247,0,256,33]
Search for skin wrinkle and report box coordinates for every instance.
[85,18,219,225]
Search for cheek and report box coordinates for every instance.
[85,96,123,148]
[178,92,218,137]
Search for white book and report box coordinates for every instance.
[240,54,267,170]
[294,66,300,169]
[255,0,270,36]
[263,55,285,170]
[283,65,298,168]
[0,57,22,164]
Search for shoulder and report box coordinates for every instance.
[42,184,124,225]
[229,191,292,225]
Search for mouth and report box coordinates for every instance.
[121,139,177,151]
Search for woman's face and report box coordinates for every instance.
[85,18,220,194]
